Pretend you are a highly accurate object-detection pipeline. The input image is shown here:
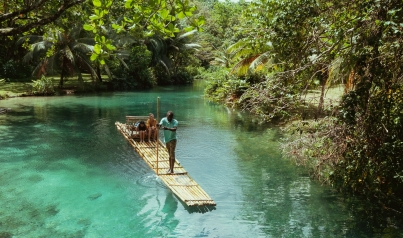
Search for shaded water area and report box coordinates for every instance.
[0,82,401,237]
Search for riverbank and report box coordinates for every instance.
[0,75,107,99]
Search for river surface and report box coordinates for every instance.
[0,83,401,237]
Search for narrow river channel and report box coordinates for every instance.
[0,82,398,237]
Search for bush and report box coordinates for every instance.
[0,59,33,80]
[331,84,403,214]
[203,67,249,105]
[280,117,343,184]
[31,75,55,95]
[110,45,156,90]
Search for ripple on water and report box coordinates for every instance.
[135,173,166,189]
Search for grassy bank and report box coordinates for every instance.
[0,75,105,99]
[280,85,344,183]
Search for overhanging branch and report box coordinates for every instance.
[0,0,86,37]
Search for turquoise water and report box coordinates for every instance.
[0,84,400,237]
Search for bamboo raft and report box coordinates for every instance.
[115,118,216,207]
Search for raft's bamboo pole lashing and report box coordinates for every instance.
[115,121,216,206]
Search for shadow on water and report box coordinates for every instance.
[184,205,216,214]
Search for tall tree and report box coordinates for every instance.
[18,27,96,88]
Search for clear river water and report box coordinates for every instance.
[0,82,401,237]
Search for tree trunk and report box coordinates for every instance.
[317,70,328,116]
[77,71,84,89]
[96,64,102,83]
[59,58,65,88]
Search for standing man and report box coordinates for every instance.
[159,111,178,174]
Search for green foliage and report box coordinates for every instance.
[203,0,403,216]
[280,117,343,184]
[0,0,86,37]
[18,27,97,88]
[31,76,55,95]
[110,45,155,90]
[145,30,201,85]
[237,74,301,121]
[332,84,403,212]
[203,67,249,104]
[85,0,204,66]
[0,60,32,80]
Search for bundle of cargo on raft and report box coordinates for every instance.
[115,115,216,207]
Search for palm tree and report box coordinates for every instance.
[17,27,96,88]
[145,30,201,78]
[226,39,274,76]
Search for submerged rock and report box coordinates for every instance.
[0,231,13,238]
[87,193,102,200]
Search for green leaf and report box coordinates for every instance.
[124,0,132,8]
[177,12,185,19]
[106,43,116,50]
[94,44,101,54]
[184,26,193,32]
[89,15,100,20]
[83,24,94,31]
[160,9,170,19]
[93,0,102,7]
[149,0,156,7]
[112,24,120,30]
[198,16,205,25]
[90,53,98,61]
[105,0,113,7]
[124,16,133,23]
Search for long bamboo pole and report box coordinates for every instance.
[156,97,160,175]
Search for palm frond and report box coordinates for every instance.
[328,57,349,87]
[175,29,197,41]
[158,59,171,76]
[76,38,95,45]
[62,46,75,65]
[23,51,34,63]
[182,43,201,50]
[230,55,260,76]
[103,63,113,80]
[114,36,137,47]
[32,59,48,78]
[16,35,44,46]
[31,41,52,59]
[68,26,83,41]
[75,53,97,77]
[115,49,130,59]
[72,42,94,53]
[116,56,129,70]
[226,39,250,54]
[231,47,254,60]
[249,51,273,71]
[147,35,167,55]
[56,30,68,45]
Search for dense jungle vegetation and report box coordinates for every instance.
[1,0,402,226]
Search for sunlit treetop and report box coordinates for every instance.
[84,0,205,64]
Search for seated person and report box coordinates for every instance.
[146,113,157,142]
[136,121,147,142]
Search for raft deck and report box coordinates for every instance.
[115,121,216,206]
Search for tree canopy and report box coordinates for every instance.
[0,0,86,37]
